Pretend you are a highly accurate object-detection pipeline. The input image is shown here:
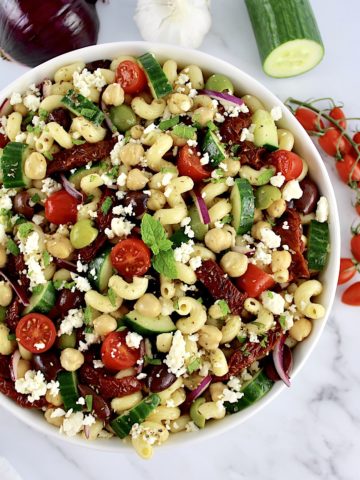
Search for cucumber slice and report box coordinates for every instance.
[110,394,160,439]
[202,129,226,167]
[137,53,173,99]
[225,370,274,414]
[61,90,104,126]
[245,0,324,78]
[69,161,110,189]
[1,142,31,188]
[189,205,208,241]
[58,331,77,350]
[124,310,176,336]
[23,281,56,315]
[57,371,81,411]
[88,248,113,292]
[190,397,206,428]
[231,178,255,235]
[307,220,330,271]
[252,110,278,149]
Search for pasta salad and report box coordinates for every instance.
[0,52,330,458]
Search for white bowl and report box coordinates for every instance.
[0,41,340,451]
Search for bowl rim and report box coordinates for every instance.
[0,41,341,452]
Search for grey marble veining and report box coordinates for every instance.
[0,1,360,479]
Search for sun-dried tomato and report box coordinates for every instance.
[196,260,247,314]
[289,251,310,280]
[5,297,21,333]
[0,378,47,408]
[237,141,267,169]
[96,187,117,231]
[0,355,11,379]
[77,233,107,263]
[219,113,252,144]
[47,138,116,175]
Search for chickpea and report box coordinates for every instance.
[267,198,286,218]
[289,318,312,341]
[130,125,144,140]
[93,314,117,336]
[204,228,232,253]
[0,324,16,355]
[46,390,63,407]
[208,303,224,320]
[43,263,56,281]
[220,251,248,277]
[44,408,64,427]
[198,325,223,351]
[16,359,31,379]
[223,158,240,177]
[0,281,12,307]
[253,208,263,223]
[126,168,149,190]
[273,270,289,283]
[147,189,166,211]
[102,83,124,106]
[167,93,193,114]
[60,348,84,372]
[13,103,28,116]
[53,268,72,282]
[192,107,214,126]
[46,235,74,259]
[24,152,47,180]
[0,246,7,268]
[156,333,173,353]
[251,220,271,240]
[18,343,33,360]
[209,382,226,402]
[135,293,162,318]
[119,143,145,167]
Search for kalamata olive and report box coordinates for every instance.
[32,352,62,382]
[56,289,84,317]
[78,384,111,420]
[123,192,148,218]
[48,108,72,131]
[294,178,319,215]
[145,364,177,393]
[13,192,34,218]
[263,345,293,382]
[85,59,112,72]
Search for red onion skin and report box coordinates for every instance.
[199,89,245,106]
[0,0,99,67]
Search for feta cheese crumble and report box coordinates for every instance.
[282,180,303,202]
[270,172,285,188]
[260,291,285,315]
[260,228,282,249]
[315,196,329,223]
[164,330,188,377]
[73,68,106,98]
[58,309,84,336]
[125,331,143,349]
[15,370,47,402]
[270,106,283,121]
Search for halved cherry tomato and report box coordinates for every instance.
[338,258,356,285]
[336,154,360,184]
[341,282,360,306]
[236,264,275,298]
[115,60,147,94]
[101,331,140,371]
[268,150,303,181]
[353,132,360,144]
[16,314,56,353]
[351,234,360,262]
[295,108,324,131]
[329,107,346,129]
[177,145,211,182]
[318,128,352,157]
[110,238,151,277]
[44,189,80,225]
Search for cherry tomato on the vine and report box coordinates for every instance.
[329,107,347,129]
[335,154,360,184]
[353,132,360,145]
[342,282,360,306]
[338,258,357,285]
[318,128,352,157]
[295,108,324,131]
[351,233,360,262]
[356,203,360,216]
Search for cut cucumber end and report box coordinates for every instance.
[263,39,324,78]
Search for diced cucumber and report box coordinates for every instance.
[124,310,176,336]
[225,370,274,414]
[110,394,161,439]
[231,178,255,234]
[245,0,324,78]
[190,397,206,428]
[137,53,173,99]
[252,109,278,149]
[88,248,113,292]
[307,220,330,270]
[61,90,104,126]
[1,142,31,188]
[57,371,81,411]
[23,281,56,315]
[69,161,110,189]
[189,205,208,241]
[239,166,276,186]
[58,331,77,350]
[202,129,226,167]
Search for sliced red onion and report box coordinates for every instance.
[199,89,245,107]
[273,336,292,387]
[134,340,145,374]
[0,98,12,116]
[60,174,84,202]
[53,258,78,273]
[10,350,21,382]
[185,375,212,406]
[84,425,91,439]
[41,79,53,98]
[191,190,210,225]
[100,97,117,133]
[0,270,29,306]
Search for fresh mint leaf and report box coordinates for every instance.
[152,249,177,279]
[31,193,41,204]
[144,356,161,366]
[187,358,201,374]
[18,222,33,239]
[141,213,172,255]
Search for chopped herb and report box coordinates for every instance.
[84,326,94,334]
[107,166,119,179]
[6,239,19,256]
[72,138,86,145]
[197,297,204,304]
[53,280,64,290]
[84,194,94,204]
[187,358,201,374]
[218,299,230,316]
[172,123,197,140]
[237,335,247,344]
[206,120,218,131]
[43,151,53,161]
[0,306,6,322]
[7,333,16,341]
[22,111,35,126]
[279,315,287,330]
[18,222,34,239]
[266,215,276,227]
[101,197,113,214]
[14,216,27,226]
[42,251,51,267]
[31,193,41,204]
[144,356,161,366]
[160,167,178,175]
[85,395,93,412]
[260,335,268,348]
[108,287,117,307]
[173,299,179,310]
[230,144,241,155]
[84,306,93,325]
[115,325,127,332]
[267,291,274,299]
[241,346,250,356]
[220,214,232,225]
[39,108,49,120]
[158,116,180,131]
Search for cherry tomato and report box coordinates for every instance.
[110,238,151,277]
[335,155,360,184]
[295,108,324,131]
[329,107,346,129]
[44,190,80,225]
[318,128,352,157]
[356,203,360,216]
[353,132,360,144]
[0,133,8,148]
[268,150,303,181]
[115,60,147,94]
[341,282,360,306]
[338,258,356,285]
[177,145,211,182]
[351,234,360,262]
[101,331,140,371]
[236,264,275,298]
[16,314,56,353]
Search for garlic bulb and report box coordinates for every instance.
[134,0,212,49]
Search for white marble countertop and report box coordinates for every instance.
[0,1,359,479]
